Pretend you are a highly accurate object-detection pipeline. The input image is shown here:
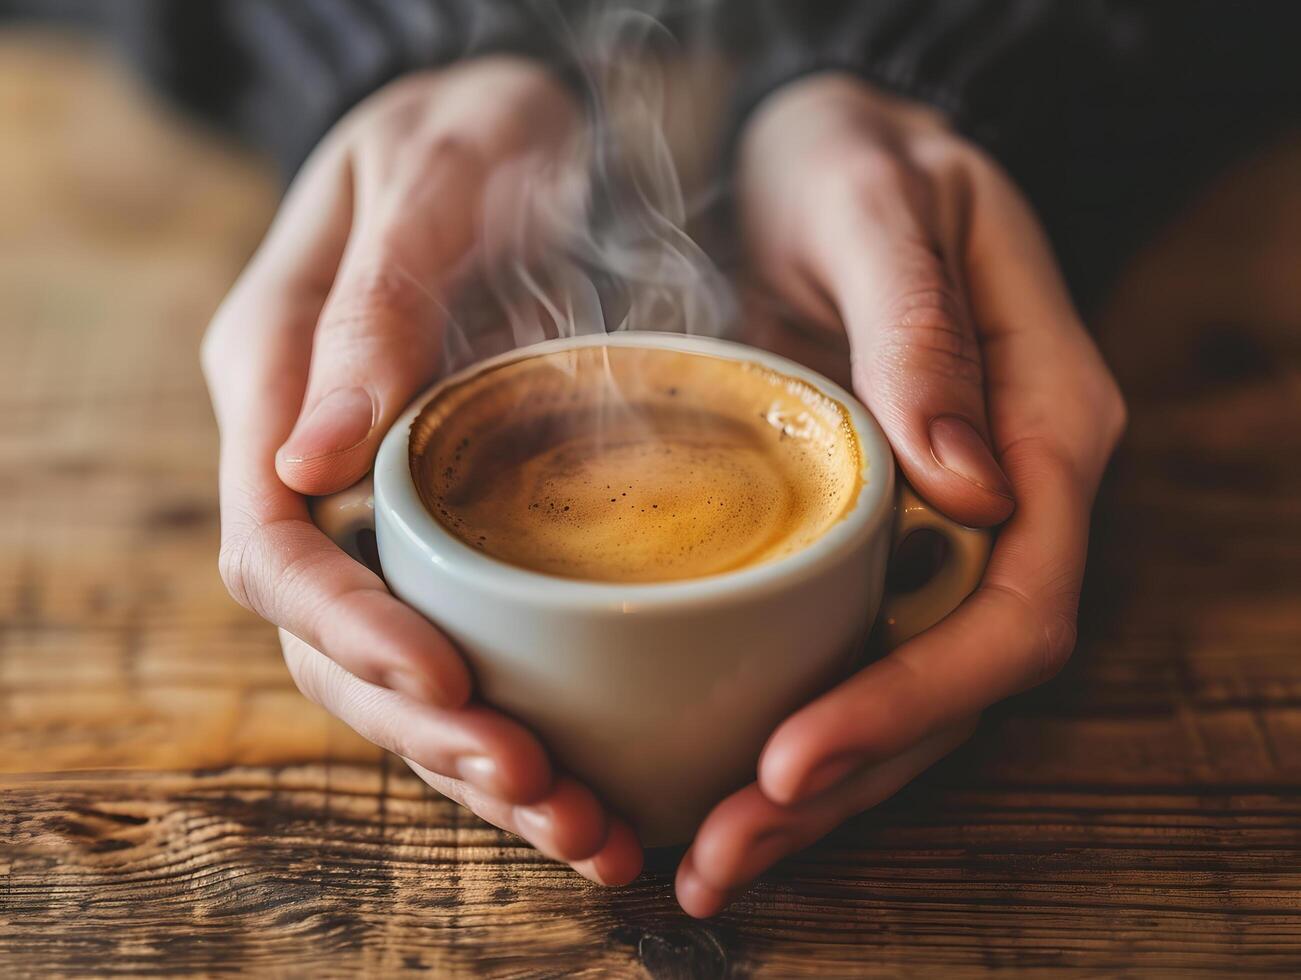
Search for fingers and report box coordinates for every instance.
[678,719,974,918]
[201,138,353,445]
[283,630,644,884]
[274,135,486,495]
[570,818,645,887]
[735,76,1126,808]
[204,146,470,708]
[407,761,641,879]
[738,78,1013,528]
[275,59,584,497]
[281,630,546,802]
[216,377,472,706]
[720,78,1129,922]
[810,159,1017,526]
[758,448,1088,806]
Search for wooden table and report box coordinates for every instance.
[3,36,1300,977]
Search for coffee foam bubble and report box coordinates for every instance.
[410,346,862,583]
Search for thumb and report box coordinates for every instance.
[809,172,1014,527]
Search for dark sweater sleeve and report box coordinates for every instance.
[718,0,1301,309]
[0,0,586,177]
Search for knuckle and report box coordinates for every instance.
[815,145,929,226]
[987,582,1080,689]
[378,129,485,202]
[410,131,484,178]
[381,132,486,233]
[1027,572,1082,685]
[217,518,315,625]
[998,434,1080,488]
[198,327,222,384]
[199,308,241,386]
[349,77,427,133]
[321,265,428,345]
[839,148,922,199]
[1103,379,1129,448]
[1039,611,1079,683]
[217,532,253,610]
[874,287,983,385]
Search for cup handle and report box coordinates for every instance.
[309,476,377,568]
[878,484,992,649]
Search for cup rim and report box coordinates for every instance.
[374,331,895,610]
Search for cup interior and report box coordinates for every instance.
[373,331,896,609]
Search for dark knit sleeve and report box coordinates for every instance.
[1,0,586,177]
[721,2,1146,168]
[717,0,1300,308]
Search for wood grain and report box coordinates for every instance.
[5,766,1300,977]
[2,32,1301,978]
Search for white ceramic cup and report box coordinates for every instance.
[314,331,989,846]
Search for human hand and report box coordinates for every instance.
[677,74,1126,915]
[201,58,641,886]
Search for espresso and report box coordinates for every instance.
[409,344,863,583]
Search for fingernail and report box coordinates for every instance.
[795,754,860,802]
[928,415,1013,498]
[455,755,500,792]
[280,386,374,463]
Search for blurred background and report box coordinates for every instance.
[2,16,1300,976]
[0,31,376,770]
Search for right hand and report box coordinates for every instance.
[200,58,642,886]
[675,73,1126,916]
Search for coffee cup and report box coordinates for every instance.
[313,331,989,845]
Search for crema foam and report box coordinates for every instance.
[409,345,863,583]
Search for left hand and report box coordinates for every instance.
[201,58,641,886]
[676,74,1127,916]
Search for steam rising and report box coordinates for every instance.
[443,1,736,373]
